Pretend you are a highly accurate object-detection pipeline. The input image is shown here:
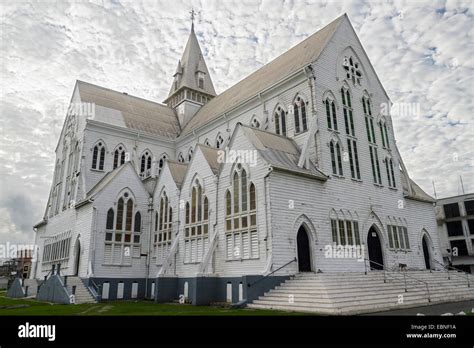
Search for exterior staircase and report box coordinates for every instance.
[65,276,96,304]
[247,271,474,314]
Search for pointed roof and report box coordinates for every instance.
[197,144,220,174]
[167,25,216,98]
[400,172,435,203]
[180,14,345,136]
[238,124,327,180]
[167,161,188,189]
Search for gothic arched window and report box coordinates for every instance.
[140,150,153,178]
[184,180,209,263]
[92,141,106,170]
[225,164,258,260]
[153,191,173,263]
[158,154,167,175]
[325,98,338,131]
[293,96,308,133]
[274,106,287,136]
[113,145,126,169]
[330,141,343,176]
[104,193,141,265]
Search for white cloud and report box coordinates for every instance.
[0,0,472,245]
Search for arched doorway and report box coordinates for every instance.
[367,226,384,270]
[422,235,431,270]
[297,226,311,272]
[73,240,81,276]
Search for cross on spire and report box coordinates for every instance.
[190,8,196,30]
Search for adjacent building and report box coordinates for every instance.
[436,193,474,273]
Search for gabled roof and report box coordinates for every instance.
[167,160,188,189]
[180,14,345,136]
[197,144,220,174]
[239,124,327,180]
[400,172,435,203]
[81,163,132,202]
[76,80,180,139]
[167,25,216,99]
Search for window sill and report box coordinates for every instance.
[351,178,363,183]
[225,257,260,262]
[294,129,309,136]
[332,175,345,179]
[90,168,105,173]
[183,261,201,265]
[373,183,384,188]
[388,248,411,253]
[388,187,398,191]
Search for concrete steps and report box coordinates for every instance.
[65,277,96,304]
[247,271,474,314]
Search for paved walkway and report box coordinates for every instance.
[367,300,474,316]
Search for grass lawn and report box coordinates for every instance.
[0,290,310,316]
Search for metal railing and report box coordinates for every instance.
[432,259,470,288]
[364,258,431,302]
[248,257,297,288]
[88,278,101,301]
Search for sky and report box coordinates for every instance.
[0,0,473,247]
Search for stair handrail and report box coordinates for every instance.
[248,257,297,288]
[364,258,431,302]
[88,278,100,298]
[432,258,470,288]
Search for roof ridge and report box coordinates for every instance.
[180,14,346,136]
[76,80,171,109]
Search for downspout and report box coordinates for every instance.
[145,196,153,298]
[89,205,97,277]
[263,166,274,274]
[174,187,182,276]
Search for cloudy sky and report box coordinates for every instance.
[0,0,472,247]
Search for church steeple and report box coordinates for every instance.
[165,13,216,128]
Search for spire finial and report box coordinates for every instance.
[190,8,196,30]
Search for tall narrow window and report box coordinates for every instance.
[104,194,141,265]
[226,165,259,260]
[363,96,376,144]
[369,147,382,185]
[293,96,308,133]
[92,141,105,170]
[158,154,167,175]
[184,181,209,263]
[113,145,126,169]
[379,120,390,149]
[274,106,287,136]
[347,139,361,180]
[389,159,396,188]
[140,151,153,178]
[325,98,338,131]
[154,192,173,263]
[106,208,114,230]
[330,141,343,176]
[341,88,354,136]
